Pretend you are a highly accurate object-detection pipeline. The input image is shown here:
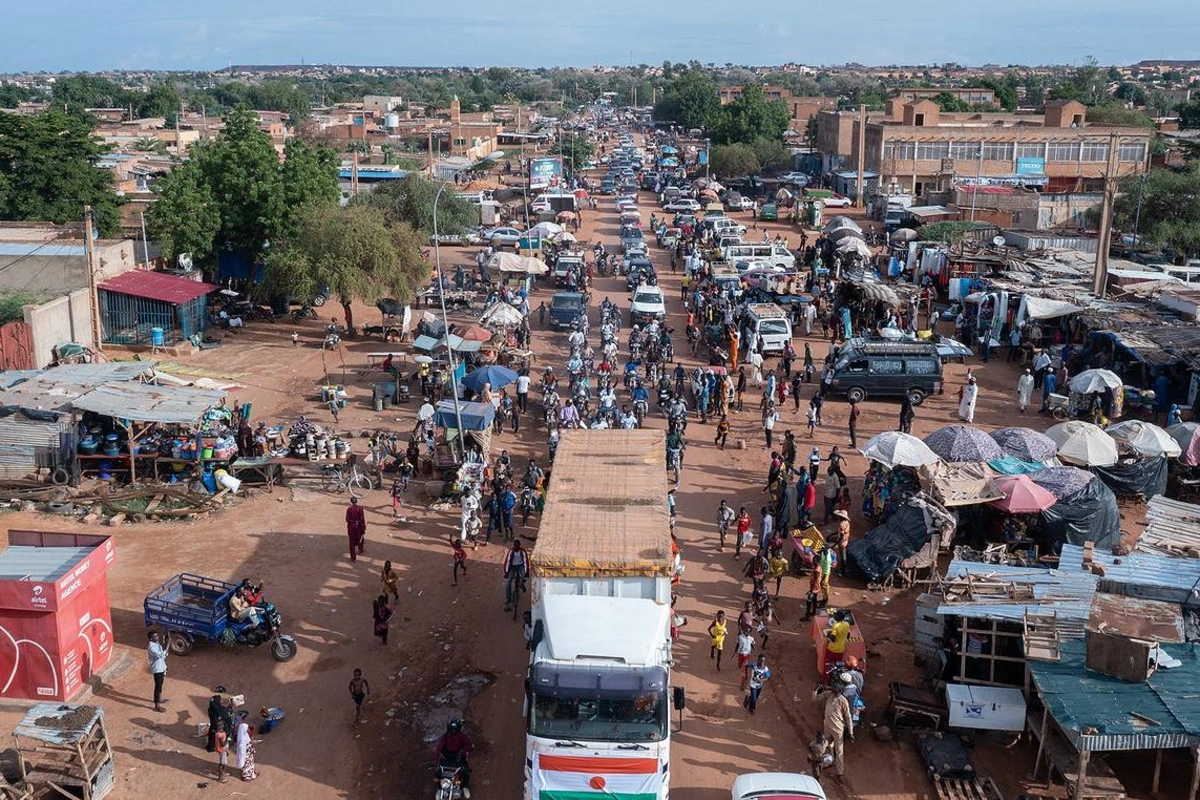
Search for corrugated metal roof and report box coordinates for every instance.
[0,545,94,582]
[0,363,153,413]
[70,382,224,424]
[1029,638,1200,752]
[0,415,72,479]
[99,270,217,305]
[532,429,672,577]
[1141,496,1200,556]
[14,703,103,744]
[937,559,1098,637]
[1059,543,1200,604]
[0,243,86,257]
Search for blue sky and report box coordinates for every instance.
[3,1,1197,72]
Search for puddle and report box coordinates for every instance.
[408,672,494,743]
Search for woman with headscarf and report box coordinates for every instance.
[958,376,979,424]
[235,711,258,781]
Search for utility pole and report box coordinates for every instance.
[969,146,984,222]
[1093,132,1120,299]
[83,206,103,351]
[351,149,360,196]
[139,211,150,267]
[855,104,867,208]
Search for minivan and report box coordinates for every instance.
[722,244,796,270]
[825,339,944,405]
[549,292,588,330]
[743,304,793,353]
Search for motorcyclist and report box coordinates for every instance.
[673,362,687,397]
[666,426,686,469]
[433,718,474,798]
[619,405,638,430]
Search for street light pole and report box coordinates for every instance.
[432,180,466,454]
[704,138,710,180]
[969,146,984,223]
[1130,170,1148,254]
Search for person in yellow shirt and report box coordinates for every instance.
[769,552,789,598]
[823,609,852,676]
[708,610,728,671]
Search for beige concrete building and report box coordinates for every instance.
[893,87,997,106]
[446,97,501,161]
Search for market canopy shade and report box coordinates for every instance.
[990,427,1059,463]
[548,231,576,243]
[1106,419,1181,458]
[526,221,564,238]
[461,364,518,392]
[1030,466,1095,500]
[1069,368,1123,394]
[924,425,1005,463]
[71,382,225,425]
[989,474,1058,513]
[1045,420,1119,467]
[1022,296,1083,320]
[1167,422,1200,465]
[478,302,524,329]
[573,189,589,199]
[456,324,494,342]
[860,431,941,468]
[487,252,548,274]
[556,211,577,221]
[434,400,494,431]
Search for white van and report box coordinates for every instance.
[721,244,795,270]
[744,303,793,353]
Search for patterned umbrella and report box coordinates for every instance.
[1045,421,1119,467]
[990,427,1059,463]
[924,425,1005,463]
[1030,466,1095,500]
[989,474,1058,513]
[859,431,941,468]
[1167,422,1200,466]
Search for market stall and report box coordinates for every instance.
[431,400,494,480]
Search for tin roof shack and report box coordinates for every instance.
[13,702,114,800]
[0,531,116,702]
[97,271,217,347]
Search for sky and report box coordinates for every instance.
[3,1,1198,72]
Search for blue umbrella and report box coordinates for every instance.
[461,365,518,392]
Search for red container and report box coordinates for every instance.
[0,531,116,701]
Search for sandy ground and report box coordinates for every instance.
[0,153,1188,800]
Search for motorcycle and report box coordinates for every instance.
[434,754,468,800]
[519,486,536,526]
[292,304,318,322]
[323,333,341,350]
[633,399,648,428]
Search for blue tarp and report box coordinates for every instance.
[988,455,1050,475]
[434,400,494,431]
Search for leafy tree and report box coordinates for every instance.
[1084,104,1154,128]
[0,110,121,235]
[931,92,972,112]
[711,85,790,145]
[708,143,760,177]
[1180,100,1200,130]
[51,75,127,115]
[652,71,720,131]
[918,221,988,245]
[1113,82,1147,106]
[548,133,595,173]
[144,160,220,264]
[978,77,1018,111]
[1048,57,1109,107]
[1113,167,1200,260]
[751,138,792,173]
[0,83,42,109]
[278,137,341,239]
[356,175,477,237]
[261,204,427,330]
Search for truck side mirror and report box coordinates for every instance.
[672,686,686,732]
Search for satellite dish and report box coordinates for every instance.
[992,236,1006,247]
[177,253,194,270]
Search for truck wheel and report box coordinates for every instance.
[168,632,194,656]
[271,638,298,662]
[846,387,866,404]
[907,389,927,407]
[311,294,327,307]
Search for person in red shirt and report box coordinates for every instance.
[345,497,366,561]
[434,719,474,797]
[451,536,468,586]
[735,506,752,561]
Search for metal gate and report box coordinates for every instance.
[0,321,33,370]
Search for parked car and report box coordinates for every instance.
[664,199,702,212]
[725,194,755,211]
[480,226,523,246]
[732,773,826,800]
[820,193,853,208]
[629,285,666,325]
[779,172,811,186]
[549,292,588,330]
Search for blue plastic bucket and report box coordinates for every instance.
[150,327,165,346]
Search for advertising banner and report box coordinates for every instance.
[530,157,563,190]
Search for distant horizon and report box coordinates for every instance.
[3,2,1198,73]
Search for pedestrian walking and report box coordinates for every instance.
[213,721,229,782]
[823,469,843,524]
[812,392,824,425]
[147,631,167,712]
[1017,368,1034,413]
[516,371,531,413]
[372,594,394,645]
[234,711,258,781]
[758,506,775,553]
[715,415,730,449]
[762,402,779,448]
[848,399,860,448]
[813,682,855,780]
[806,403,817,436]
[451,536,469,585]
[791,372,803,412]
[735,505,752,560]
[744,654,771,714]
[717,499,736,552]
[769,550,789,598]
[736,628,755,689]
[808,447,822,483]
[958,375,979,423]
[349,668,370,723]
[899,394,915,434]
[381,560,400,602]
[708,611,728,671]
[537,301,547,327]
[345,496,366,561]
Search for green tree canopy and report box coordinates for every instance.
[751,138,791,174]
[652,71,721,131]
[0,110,121,235]
[1084,104,1154,128]
[708,143,760,177]
[978,77,1018,112]
[917,221,989,245]
[1178,100,1200,130]
[261,204,427,329]
[548,134,595,173]
[355,175,477,237]
[144,159,221,265]
[1113,167,1200,260]
[930,91,972,113]
[710,85,790,145]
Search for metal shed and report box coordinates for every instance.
[97,271,217,346]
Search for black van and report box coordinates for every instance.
[825,338,943,405]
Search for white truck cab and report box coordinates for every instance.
[744,303,793,353]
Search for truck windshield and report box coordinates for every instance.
[758,319,790,336]
[529,664,668,743]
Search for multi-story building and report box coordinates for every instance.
[893,87,997,106]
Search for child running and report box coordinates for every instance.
[349,668,370,723]
[707,610,728,671]
[451,536,469,585]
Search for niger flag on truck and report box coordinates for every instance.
[533,753,663,799]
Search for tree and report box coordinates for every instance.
[710,84,790,145]
[1048,57,1109,107]
[1113,82,1147,106]
[1084,104,1154,128]
[1113,167,1200,260]
[978,77,1018,111]
[1180,100,1200,130]
[652,71,720,131]
[918,221,988,245]
[356,175,477,237]
[0,82,42,109]
[805,116,820,149]
[0,110,122,235]
[548,133,595,173]
[751,138,791,174]
[708,143,759,177]
[144,160,221,265]
[261,204,427,330]
[930,92,971,112]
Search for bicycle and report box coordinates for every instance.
[505,569,526,621]
[320,458,373,499]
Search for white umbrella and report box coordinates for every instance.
[549,230,576,243]
[526,221,564,238]
[1069,369,1122,394]
[478,302,524,329]
[837,238,872,257]
[1106,420,1181,458]
[417,402,436,422]
[1045,421,1119,467]
[860,431,941,469]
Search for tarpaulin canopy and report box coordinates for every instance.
[434,400,495,431]
[1106,420,1180,458]
[988,454,1052,475]
[1037,475,1121,555]
[1023,296,1083,320]
[478,302,525,329]
[1090,455,1168,500]
[486,252,549,275]
[1167,422,1200,466]
[920,461,1004,507]
[846,503,935,582]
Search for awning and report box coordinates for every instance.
[99,271,217,305]
[857,283,901,306]
[434,400,495,431]
[71,382,225,424]
[920,462,1004,507]
[1023,296,1083,320]
[486,252,548,275]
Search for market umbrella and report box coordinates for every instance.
[1069,369,1123,394]
[1167,422,1200,465]
[1045,421,1119,467]
[1106,420,1181,458]
[556,211,577,221]
[573,188,589,199]
[990,427,1059,463]
[456,324,494,342]
[461,365,518,392]
[924,425,1005,463]
[549,231,577,243]
[774,188,793,202]
[527,221,563,238]
[478,302,524,329]
[417,401,436,422]
[837,239,872,258]
[859,431,941,469]
[890,228,919,244]
[413,354,434,364]
[989,474,1058,514]
[1030,466,1095,500]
